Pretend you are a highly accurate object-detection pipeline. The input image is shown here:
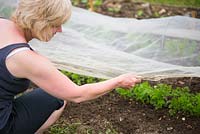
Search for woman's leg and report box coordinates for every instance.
[35,100,67,134]
[12,88,65,134]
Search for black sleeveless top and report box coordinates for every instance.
[0,43,32,129]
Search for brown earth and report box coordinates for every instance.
[47,77,200,134]
[46,1,200,134]
[77,0,200,19]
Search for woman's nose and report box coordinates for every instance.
[57,26,62,32]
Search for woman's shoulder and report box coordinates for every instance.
[0,19,27,49]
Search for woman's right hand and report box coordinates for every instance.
[116,73,142,89]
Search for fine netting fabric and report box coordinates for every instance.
[1,0,200,80]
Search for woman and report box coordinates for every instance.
[0,0,141,133]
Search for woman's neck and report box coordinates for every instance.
[13,21,33,42]
[23,28,33,42]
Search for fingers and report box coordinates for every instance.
[117,73,142,89]
[135,75,142,79]
[131,83,135,88]
[132,76,142,83]
[130,75,142,88]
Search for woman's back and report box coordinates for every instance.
[0,18,31,130]
[0,18,26,49]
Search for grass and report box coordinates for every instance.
[135,0,200,8]
[48,116,118,134]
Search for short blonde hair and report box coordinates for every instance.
[11,0,72,41]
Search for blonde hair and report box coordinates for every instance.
[11,0,72,41]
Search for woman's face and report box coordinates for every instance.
[52,25,62,35]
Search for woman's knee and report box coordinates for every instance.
[58,100,67,111]
[62,100,67,109]
[63,100,67,106]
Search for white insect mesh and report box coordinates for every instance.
[1,0,200,80]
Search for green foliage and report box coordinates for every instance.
[52,70,200,134]
[135,0,200,7]
[107,7,121,13]
[133,82,153,103]
[60,69,200,117]
[116,81,200,117]
[153,12,160,17]
[169,93,200,116]
[99,128,118,134]
[149,84,172,109]
[93,0,103,7]
[60,70,103,85]
[71,0,200,10]
[48,115,117,134]
[193,94,200,115]
[49,121,94,134]
[81,0,88,4]
[137,10,144,17]
[116,88,135,98]
[164,39,200,59]
[169,93,194,115]
[71,0,80,6]
[71,0,103,9]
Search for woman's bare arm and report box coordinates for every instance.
[6,50,141,103]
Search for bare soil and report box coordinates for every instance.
[77,0,200,19]
[52,77,200,134]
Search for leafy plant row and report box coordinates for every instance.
[60,70,103,85]
[116,82,200,116]
[61,70,200,117]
